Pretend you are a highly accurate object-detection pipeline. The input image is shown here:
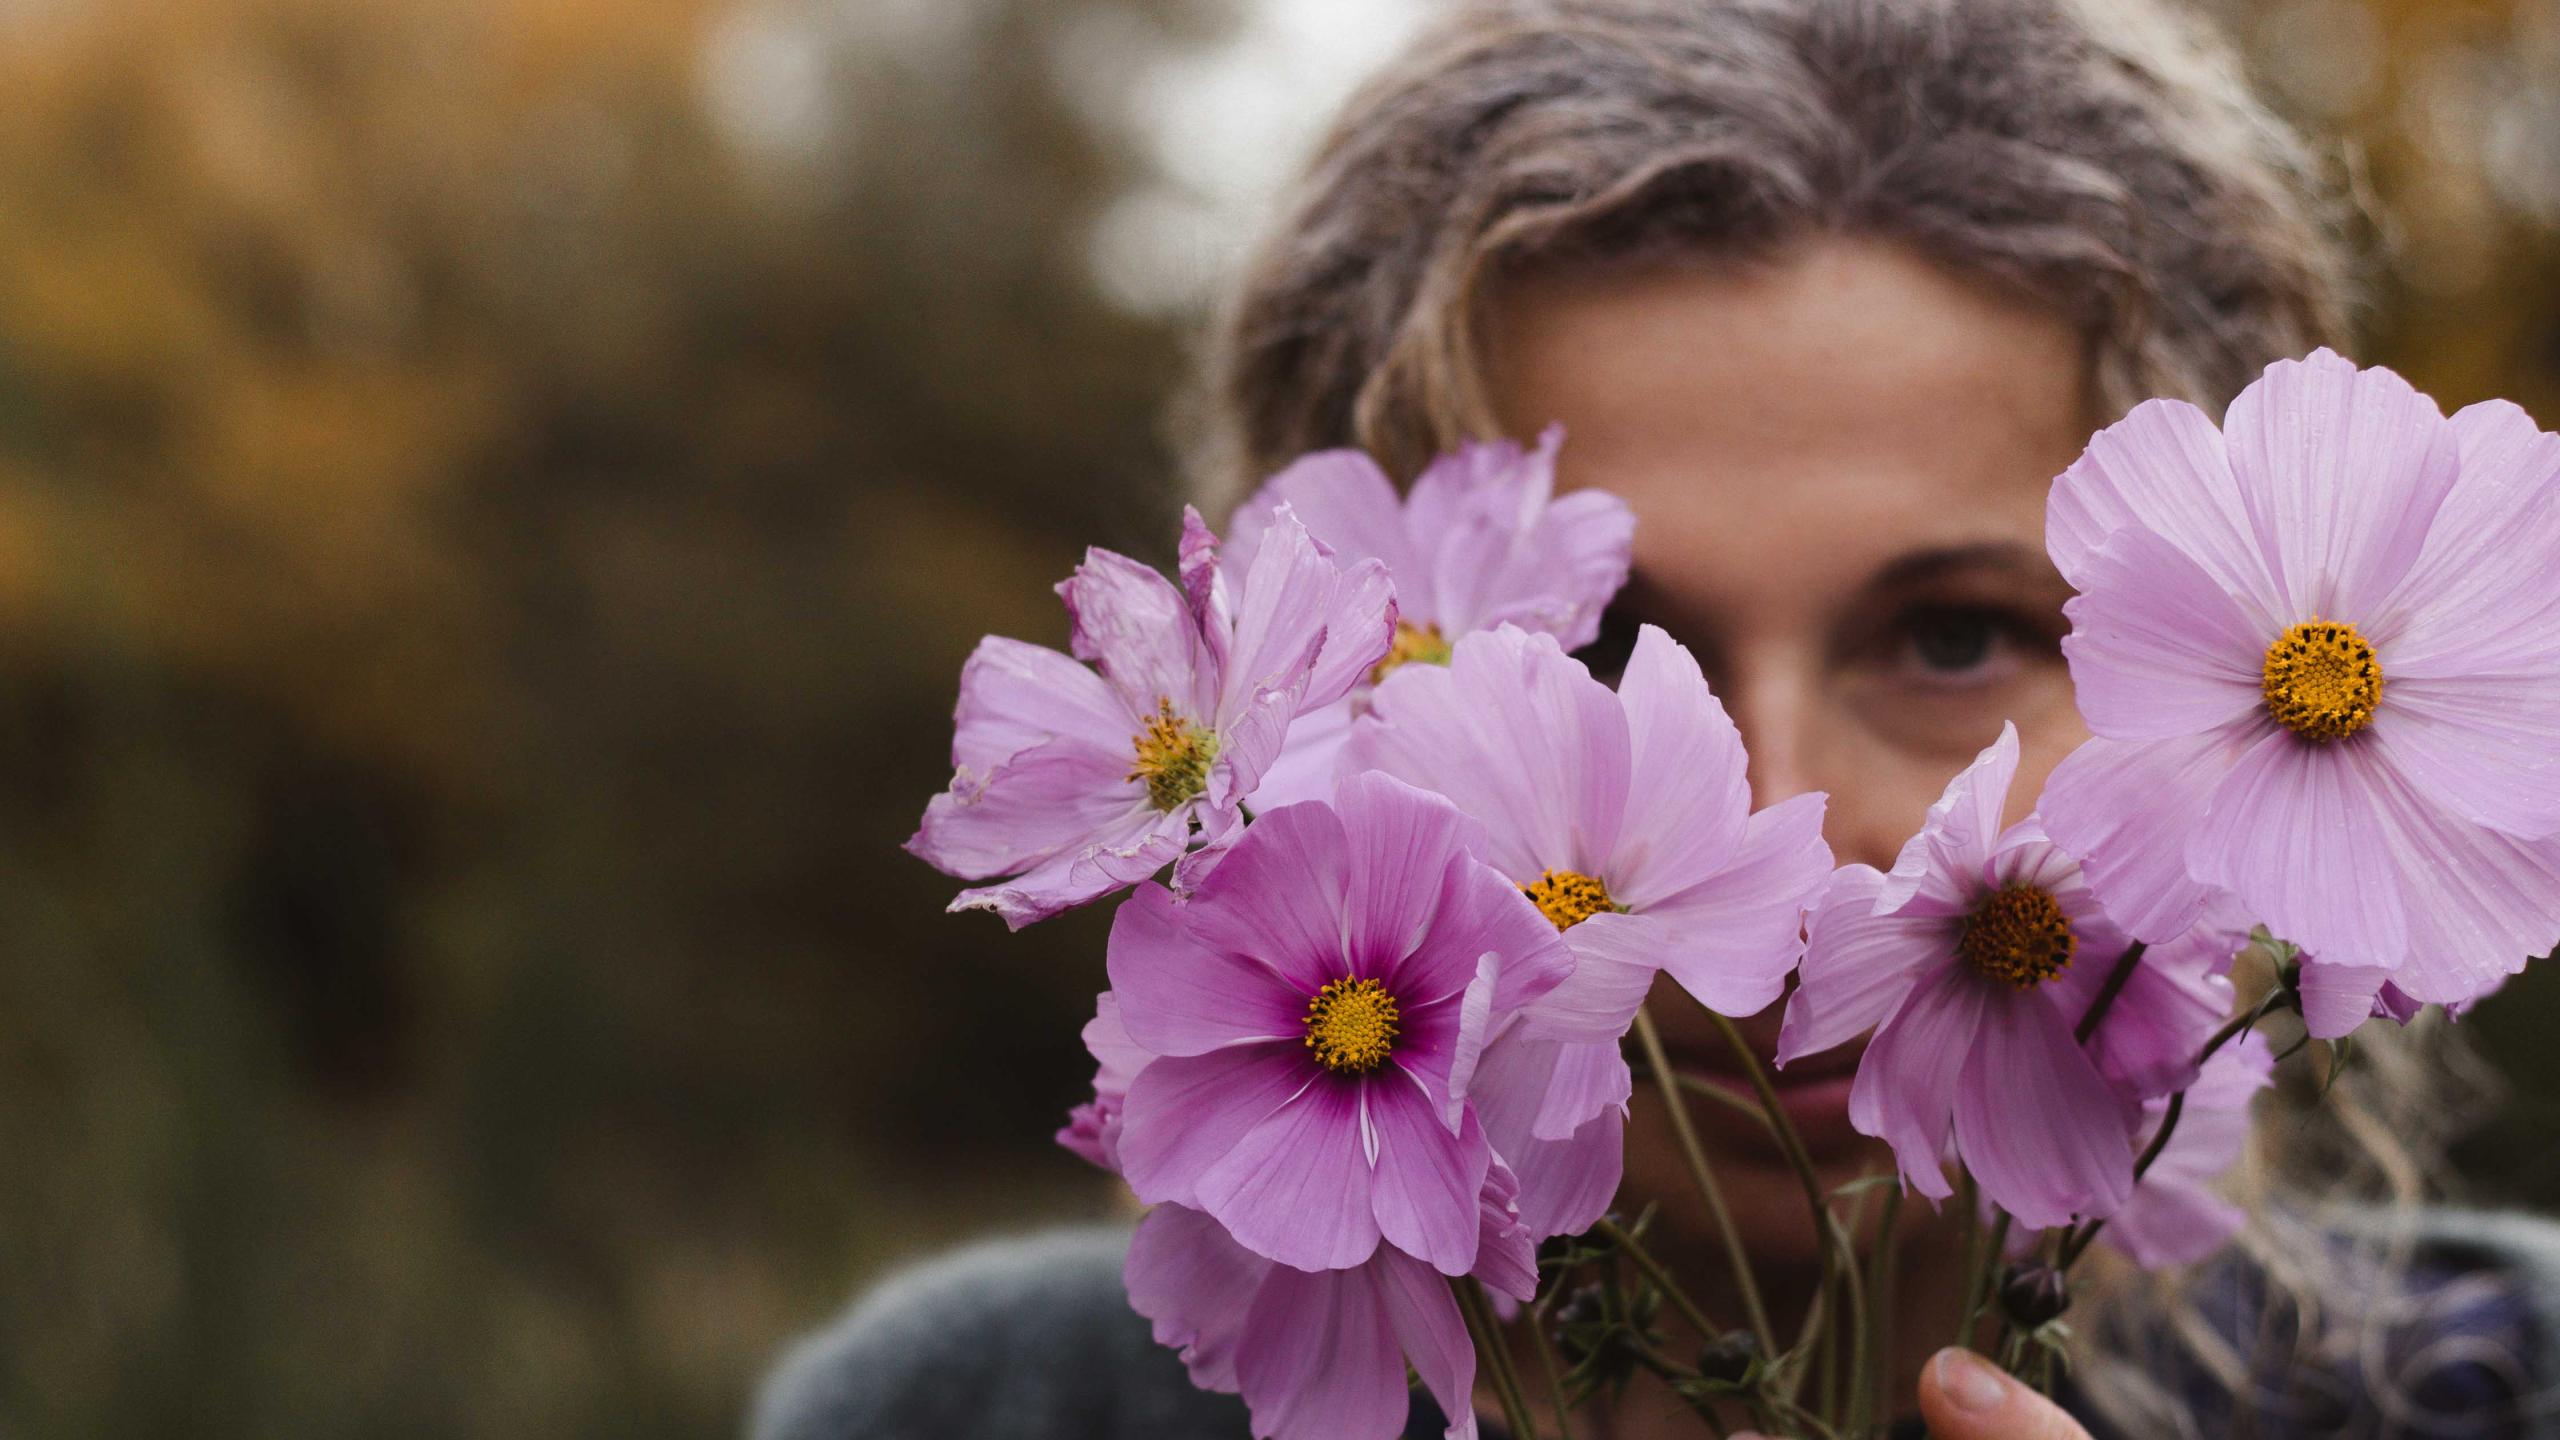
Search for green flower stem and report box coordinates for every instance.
[1591,1214,1722,1343]
[1455,1276,1539,1440]
[1632,1007,1779,1360]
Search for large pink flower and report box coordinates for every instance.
[1107,771,1580,1275]
[2041,350,2560,1024]
[1124,1175,1537,1440]
[908,507,1394,928]
[1344,623,1832,1234]
[1781,725,2237,1229]
[1226,427,1634,809]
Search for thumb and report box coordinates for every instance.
[1916,1347,2093,1440]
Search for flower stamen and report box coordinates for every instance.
[1522,869,1617,931]
[1303,977,1401,1074]
[1371,620,1453,683]
[1127,698,1217,811]
[2261,619,2383,742]
[1958,885,2075,988]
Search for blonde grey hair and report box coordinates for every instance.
[1195,1,2511,1433]
[1197,0,2352,505]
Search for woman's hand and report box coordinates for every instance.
[1733,1347,2095,1440]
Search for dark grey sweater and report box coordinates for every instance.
[752,1212,2560,1440]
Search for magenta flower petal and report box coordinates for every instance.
[2061,526,2271,742]
[1951,990,2135,1228]
[1366,1080,1493,1276]
[1236,1262,1409,1440]
[2185,729,2410,968]
[1779,864,1935,1065]
[1057,991,1148,1171]
[1125,1203,1268,1392]
[1513,1104,1624,1241]
[1371,1252,1483,1440]
[2037,730,2240,944]
[1195,1078,1387,1272]
[1329,771,1495,994]
[1179,799,1356,993]
[2046,395,2277,606]
[2104,1034,2273,1267]
[2051,923,2237,1099]
[1607,624,1751,907]
[1060,546,1210,719]
[2223,349,2460,622]
[1118,1044,1318,1211]
[1847,964,1986,1201]
[1641,791,1833,1018]
[1106,885,1310,1057]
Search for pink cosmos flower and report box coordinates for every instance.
[1124,1174,1538,1440]
[1106,770,1581,1275]
[1225,427,1634,810]
[2041,350,2560,1024]
[1781,725,2237,1229]
[1055,992,1145,1172]
[907,506,1395,928]
[1343,623,1833,1235]
[2103,1033,2275,1267]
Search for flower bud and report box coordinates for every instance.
[1998,1263,2071,1330]
[1695,1329,1759,1386]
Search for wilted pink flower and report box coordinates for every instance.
[2103,1033,2275,1267]
[2042,350,2560,1023]
[1781,725,2235,1229]
[1226,427,1634,809]
[1344,623,1832,1234]
[1107,771,1580,1275]
[908,507,1394,928]
[1124,1172,1537,1440]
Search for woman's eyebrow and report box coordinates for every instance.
[1863,541,2056,591]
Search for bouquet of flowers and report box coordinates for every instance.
[904,350,2560,1438]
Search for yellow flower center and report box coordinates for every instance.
[1303,977,1401,1074]
[1127,698,1218,812]
[1958,885,2076,988]
[1371,620,1453,683]
[1522,868,1617,931]
[2261,619,2383,742]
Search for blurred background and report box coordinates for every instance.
[0,0,2552,1435]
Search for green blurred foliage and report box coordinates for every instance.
[0,0,2548,1436]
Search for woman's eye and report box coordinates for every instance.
[1891,606,2031,683]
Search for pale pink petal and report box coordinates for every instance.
[1348,626,1631,880]
[2360,764,2560,1009]
[1107,884,1310,1057]
[1179,507,1234,678]
[1124,1203,1268,1393]
[1373,1249,1483,1440]
[1495,484,1637,650]
[2046,395,2280,613]
[1118,1045,1318,1210]
[1643,792,1834,1019]
[2038,729,2250,944]
[2364,679,2560,839]
[1194,1078,1385,1272]
[1471,1162,1541,1302]
[2105,1160,2248,1269]
[1953,990,2135,1229]
[1521,911,1670,1045]
[1848,964,1988,1201]
[1367,1076,1493,1275]
[1059,546,1210,718]
[2222,350,2459,622]
[946,635,1133,772]
[1781,865,1941,1065]
[2060,526,2271,742]
[2106,1035,2273,1266]
[1213,506,1336,724]
[1508,1105,1624,1241]
[1607,624,1751,908]
[1878,724,2018,914]
[945,804,1188,930]
[1531,1037,1633,1141]
[2048,925,2237,1099]
[1307,557,1399,710]
[1206,687,1297,817]
[1226,449,1424,609]
[2371,400,2560,665]
[1235,1263,1410,1440]
[2186,729,2410,970]
[1404,428,1561,633]
[1242,696,1356,812]
[909,736,1150,880]
[2295,957,2391,1039]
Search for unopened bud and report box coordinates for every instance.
[1998,1263,2071,1329]
[1696,1329,1759,1386]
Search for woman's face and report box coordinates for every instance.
[1487,237,2096,1264]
